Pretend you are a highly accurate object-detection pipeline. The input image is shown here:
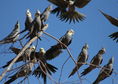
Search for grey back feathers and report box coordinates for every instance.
[93,57,114,84]
[0,21,20,44]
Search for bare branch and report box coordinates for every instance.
[0,25,48,80]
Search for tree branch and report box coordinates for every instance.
[0,25,48,80]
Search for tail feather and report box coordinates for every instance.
[93,80,99,84]
[47,63,58,74]
[4,76,16,84]
[68,65,81,78]
[33,63,58,84]
[2,59,13,68]
[81,67,94,76]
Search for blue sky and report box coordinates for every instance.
[0,0,118,84]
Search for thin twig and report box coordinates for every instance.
[0,25,48,80]
[58,56,70,83]
[43,31,77,66]
[43,31,82,82]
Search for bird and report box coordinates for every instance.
[44,29,74,60]
[81,48,106,77]
[1,45,35,68]
[25,9,33,32]
[17,9,33,37]
[93,56,114,84]
[109,32,118,43]
[32,48,58,84]
[4,62,35,84]
[99,10,118,27]
[40,5,52,23]
[48,0,91,23]
[18,9,33,36]
[26,10,42,40]
[68,43,89,77]
[0,21,20,44]
[99,10,118,43]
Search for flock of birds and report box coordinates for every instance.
[0,0,117,84]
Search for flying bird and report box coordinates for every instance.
[48,0,91,23]
[68,43,89,77]
[4,62,35,84]
[0,21,20,44]
[44,29,74,60]
[40,5,52,23]
[99,10,118,43]
[1,45,35,68]
[93,56,114,84]
[33,48,58,84]
[81,48,106,77]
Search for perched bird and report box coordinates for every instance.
[40,5,52,23]
[68,43,89,77]
[81,48,106,77]
[93,57,114,84]
[26,10,42,40]
[25,9,33,32]
[0,21,20,44]
[33,48,58,84]
[99,10,118,42]
[18,9,33,36]
[1,45,35,68]
[4,62,35,84]
[44,29,74,60]
[48,0,91,23]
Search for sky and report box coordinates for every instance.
[0,0,118,84]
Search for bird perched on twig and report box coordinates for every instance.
[0,21,20,44]
[40,5,52,23]
[68,43,89,77]
[1,45,35,68]
[81,48,106,77]
[99,10,118,43]
[44,29,74,60]
[26,10,42,40]
[93,56,114,84]
[4,62,35,84]
[48,0,91,23]
[32,48,58,84]
[18,9,33,36]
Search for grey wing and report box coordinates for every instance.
[100,10,118,27]
[109,32,118,43]
[74,0,91,8]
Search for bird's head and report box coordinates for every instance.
[35,10,41,17]
[68,0,74,5]
[46,5,52,11]
[84,43,89,49]
[26,9,32,17]
[108,56,114,64]
[67,29,74,36]
[15,21,20,29]
[30,45,35,51]
[39,48,46,54]
[99,48,106,54]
